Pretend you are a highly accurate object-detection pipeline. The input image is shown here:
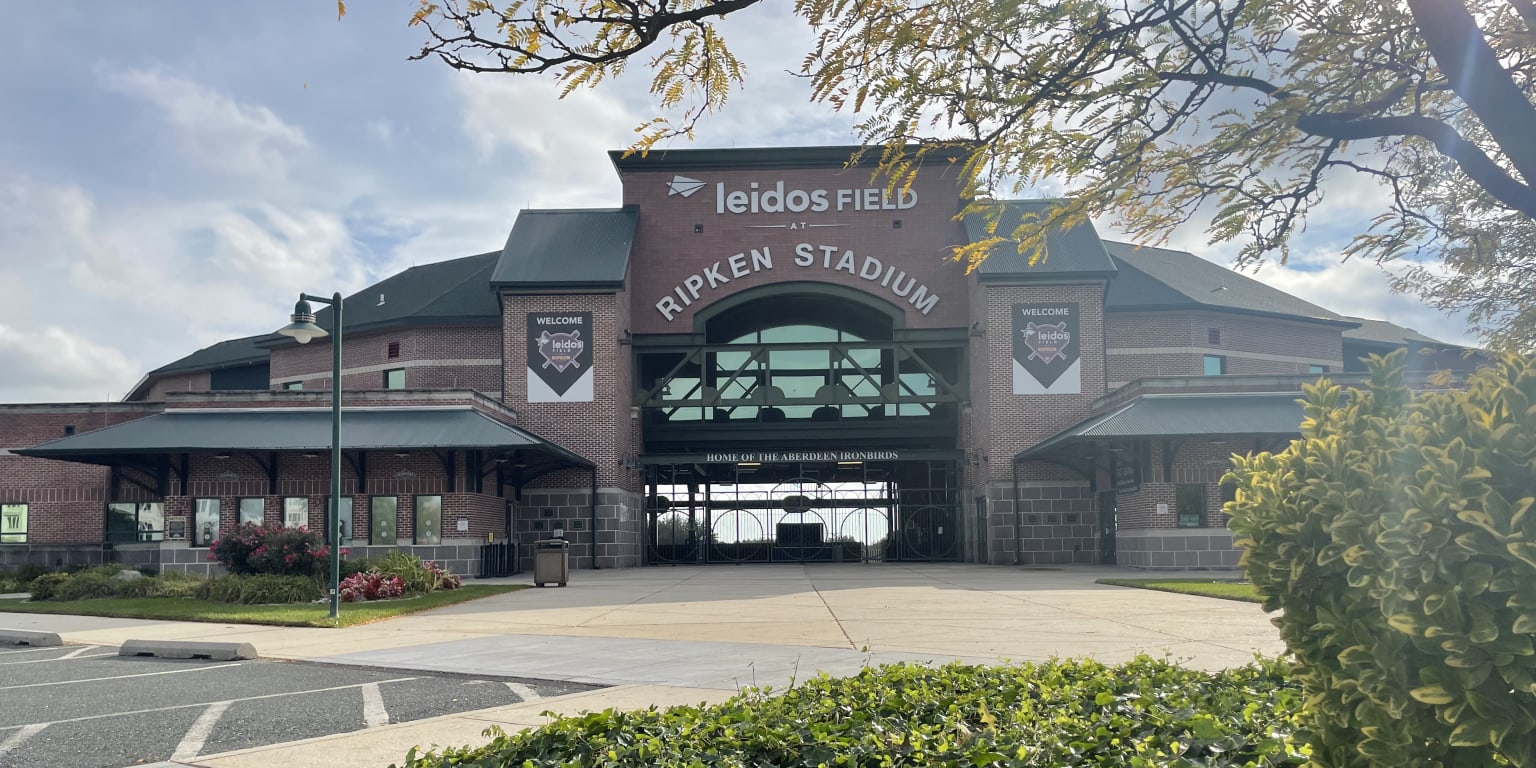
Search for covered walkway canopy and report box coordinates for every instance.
[16,406,592,496]
[1015,393,1308,480]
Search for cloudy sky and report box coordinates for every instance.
[0,3,1474,403]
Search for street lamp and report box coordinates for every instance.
[276,293,343,619]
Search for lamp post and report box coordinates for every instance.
[276,292,343,619]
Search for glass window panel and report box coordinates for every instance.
[327,497,354,543]
[137,503,164,541]
[415,495,442,545]
[1,503,25,543]
[194,499,220,547]
[769,348,828,371]
[371,497,397,545]
[841,346,882,368]
[238,498,264,527]
[712,350,752,372]
[1309,364,1327,374]
[760,325,837,343]
[1176,484,1206,528]
[283,382,303,391]
[384,369,406,389]
[1203,355,1226,376]
[106,503,138,543]
[283,497,309,529]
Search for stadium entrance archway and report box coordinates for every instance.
[635,284,966,565]
[641,455,961,564]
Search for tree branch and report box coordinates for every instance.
[1403,0,1536,186]
[1296,112,1536,218]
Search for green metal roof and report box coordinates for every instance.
[1103,241,1356,327]
[491,208,636,289]
[18,407,591,467]
[969,200,1119,280]
[1016,393,1306,462]
[314,251,501,333]
[1343,316,1452,347]
[147,334,274,376]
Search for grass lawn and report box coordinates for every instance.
[0,584,525,628]
[1096,578,1262,603]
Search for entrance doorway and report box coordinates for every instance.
[1098,491,1117,564]
[644,458,961,564]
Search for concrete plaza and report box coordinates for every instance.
[0,564,1286,767]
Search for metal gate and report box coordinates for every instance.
[645,460,960,564]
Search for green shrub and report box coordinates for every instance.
[373,552,436,594]
[113,578,167,598]
[1228,352,1536,767]
[27,572,72,601]
[0,578,19,593]
[52,572,118,601]
[10,564,48,587]
[397,657,1306,768]
[195,574,319,604]
[156,572,205,599]
[340,556,378,578]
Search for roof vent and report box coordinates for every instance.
[377,293,386,306]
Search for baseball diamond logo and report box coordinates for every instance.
[536,330,584,372]
[1013,303,1081,394]
[667,175,706,197]
[527,312,594,402]
[1022,322,1071,364]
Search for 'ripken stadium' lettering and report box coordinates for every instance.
[654,244,941,321]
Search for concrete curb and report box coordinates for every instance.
[0,629,63,647]
[120,639,258,661]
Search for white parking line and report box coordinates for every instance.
[58,646,99,659]
[0,652,116,666]
[0,646,63,656]
[0,724,46,759]
[361,682,389,727]
[2,676,418,730]
[0,662,242,691]
[505,682,542,701]
[171,701,231,761]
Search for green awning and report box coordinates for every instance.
[18,407,591,468]
[1016,393,1306,463]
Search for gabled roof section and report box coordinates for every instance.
[1103,241,1356,327]
[969,201,1119,280]
[148,334,273,376]
[1343,316,1454,348]
[491,207,636,290]
[310,250,501,334]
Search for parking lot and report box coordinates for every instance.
[0,643,596,768]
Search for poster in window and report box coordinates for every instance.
[1012,303,1081,395]
[527,312,594,402]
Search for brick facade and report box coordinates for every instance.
[270,325,501,396]
[4,146,1404,575]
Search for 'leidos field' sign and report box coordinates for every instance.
[527,312,593,403]
[1013,303,1080,395]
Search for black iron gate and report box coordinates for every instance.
[645,459,960,564]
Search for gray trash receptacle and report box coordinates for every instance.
[534,539,570,587]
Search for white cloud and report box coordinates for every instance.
[102,68,309,178]
[0,324,139,403]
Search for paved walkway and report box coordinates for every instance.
[0,564,1285,767]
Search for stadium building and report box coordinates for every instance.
[0,146,1479,574]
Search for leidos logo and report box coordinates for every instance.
[666,175,706,198]
[663,176,918,213]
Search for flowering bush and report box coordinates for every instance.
[426,561,462,590]
[339,571,407,602]
[209,524,340,577]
